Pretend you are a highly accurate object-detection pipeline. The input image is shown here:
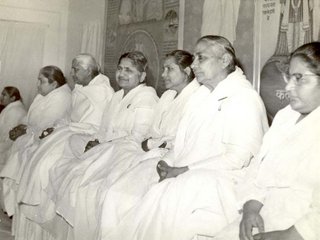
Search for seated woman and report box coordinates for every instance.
[104,35,269,240]
[0,86,26,168]
[0,65,72,216]
[9,54,113,240]
[214,42,320,240]
[54,50,200,240]
[13,51,158,240]
[0,86,26,209]
[90,49,200,239]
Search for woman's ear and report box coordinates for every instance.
[9,96,16,102]
[140,72,146,83]
[220,53,232,69]
[184,66,191,77]
[52,81,58,89]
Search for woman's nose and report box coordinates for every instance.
[191,59,197,70]
[285,79,295,91]
[161,69,167,78]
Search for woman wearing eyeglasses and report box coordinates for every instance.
[214,42,320,240]
[104,35,268,240]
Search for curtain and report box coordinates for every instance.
[201,0,240,44]
[0,20,46,108]
[81,21,103,68]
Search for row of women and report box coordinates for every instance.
[0,35,318,240]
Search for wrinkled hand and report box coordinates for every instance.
[84,139,100,152]
[39,127,54,139]
[240,202,264,240]
[9,124,27,141]
[156,160,188,182]
[253,227,303,240]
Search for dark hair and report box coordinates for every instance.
[4,86,22,102]
[39,65,66,87]
[290,42,320,76]
[118,51,148,73]
[197,35,237,74]
[165,50,195,81]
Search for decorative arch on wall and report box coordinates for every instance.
[104,0,180,95]
[120,30,161,89]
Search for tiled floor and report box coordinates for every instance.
[0,211,13,240]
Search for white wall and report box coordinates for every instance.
[0,0,69,107]
[65,0,106,82]
[0,0,69,68]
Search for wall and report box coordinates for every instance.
[0,0,68,68]
[0,0,69,107]
[65,0,106,83]
[183,0,255,83]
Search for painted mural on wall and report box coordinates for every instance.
[118,0,163,24]
[257,0,320,122]
[105,0,179,94]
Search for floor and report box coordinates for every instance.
[0,210,13,240]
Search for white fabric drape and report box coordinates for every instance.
[201,0,240,44]
[81,21,103,67]
[0,20,46,108]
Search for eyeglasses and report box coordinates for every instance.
[282,72,319,86]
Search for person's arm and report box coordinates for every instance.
[188,144,253,171]
[131,107,156,142]
[239,200,264,240]
[191,91,267,172]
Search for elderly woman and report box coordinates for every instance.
[0,66,71,216]
[214,42,320,240]
[105,35,268,240]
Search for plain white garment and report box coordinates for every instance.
[0,100,26,166]
[0,100,26,210]
[15,73,113,206]
[11,74,113,240]
[97,80,201,237]
[48,84,158,240]
[0,84,72,216]
[23,84,72,134]
[215,105,320,240]
[104,67,268,240]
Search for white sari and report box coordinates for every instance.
[0,100,26,168]
[0,100,26,210]
[105,67,268,240]
[215,105,320,240]
[11,74,113,240]
[0,84,71,216]
[96,80,201,238]
[49,84,159,240]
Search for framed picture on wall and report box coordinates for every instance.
[253,0,320,122]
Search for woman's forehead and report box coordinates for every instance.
[163,57,176,66]
[195,41,221,55]
[119,58,135,68]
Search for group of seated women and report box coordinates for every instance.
[0,35,319,240]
